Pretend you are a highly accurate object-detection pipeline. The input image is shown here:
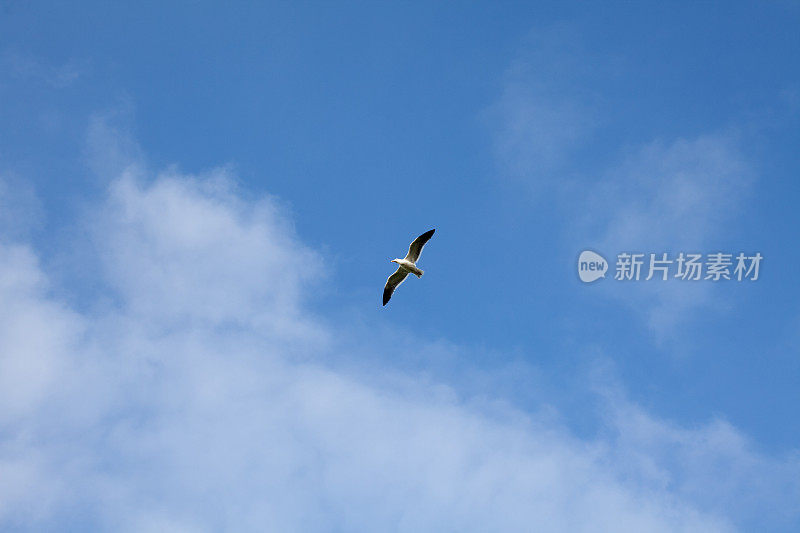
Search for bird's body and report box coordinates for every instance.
[383,229,435,306]
[391,258,423,278]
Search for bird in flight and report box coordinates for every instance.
[383,229,435,306]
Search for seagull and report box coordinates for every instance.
[383,228,435,306]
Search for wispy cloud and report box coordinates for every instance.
[486,26,599,195]
[2,50,81,88]
[589,134,752,251]
[596,384,800,531]
[85,108,144,179]
[490,27,755,339]
[584,133,754,338]
[0,173,44,240]
[489,81,592,186]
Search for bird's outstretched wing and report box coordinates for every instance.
[403,228,435,263]
[383,268,409,306]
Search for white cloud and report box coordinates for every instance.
[0,244,80,424]
[0,159,796,531]
[96,169,323,341]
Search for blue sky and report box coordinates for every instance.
[1,2,800,531]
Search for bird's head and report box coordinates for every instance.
[390,259,399,264]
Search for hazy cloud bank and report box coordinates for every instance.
[0,155,796,531]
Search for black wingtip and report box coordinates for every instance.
[417,228,435,241]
